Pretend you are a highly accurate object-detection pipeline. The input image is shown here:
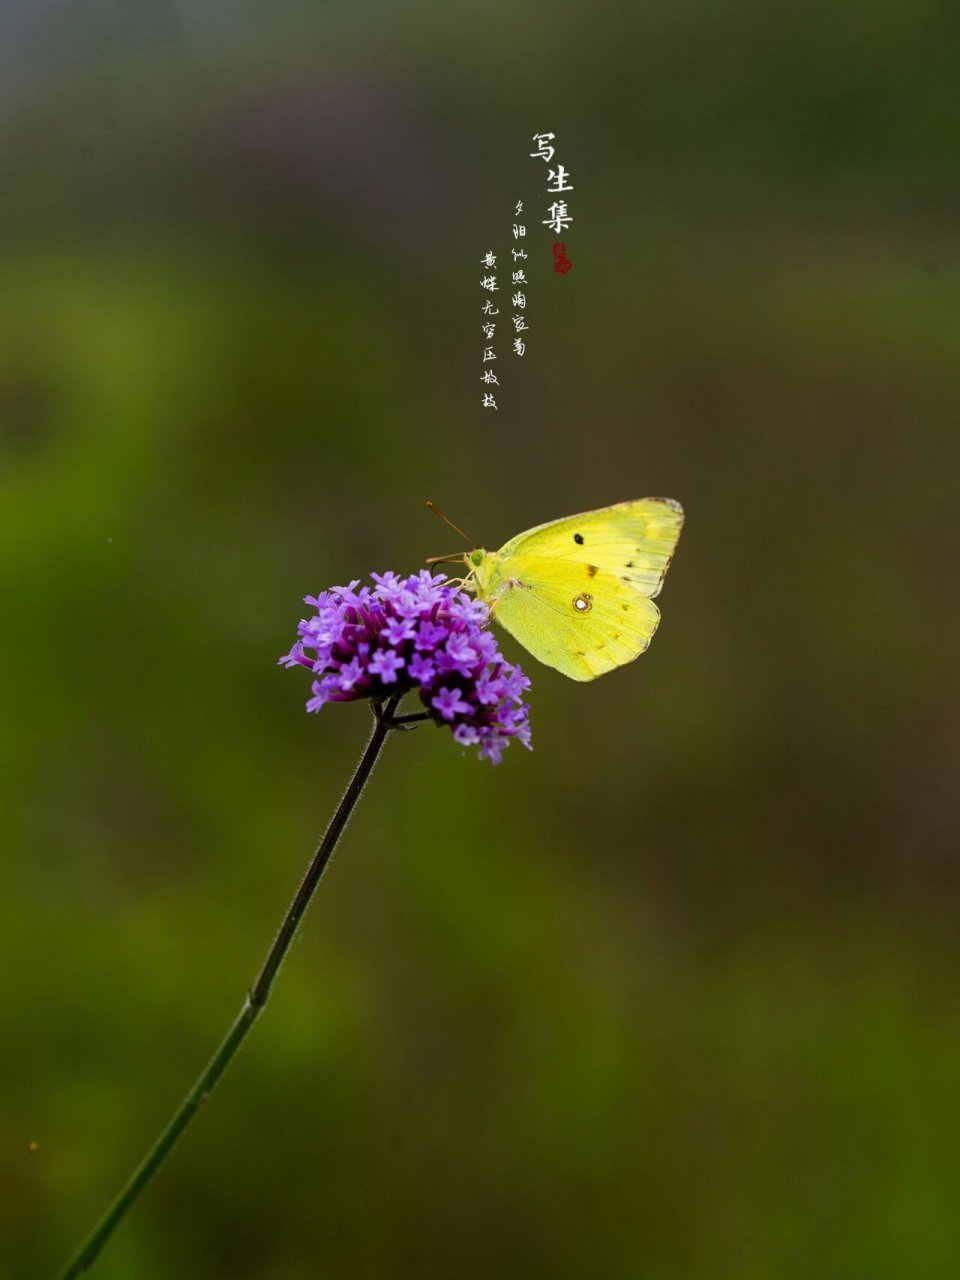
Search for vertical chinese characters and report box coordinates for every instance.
[480,250,499,409]
[531,131,574,273]
[511,199,528,358]
[473,132,577,410]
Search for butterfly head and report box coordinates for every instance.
[468,547,502,598]
[423,505,503,597]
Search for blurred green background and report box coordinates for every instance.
[2,2,959,1277]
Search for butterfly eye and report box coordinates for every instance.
[573,593,593,613]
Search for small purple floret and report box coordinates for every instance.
[280,570,532,763]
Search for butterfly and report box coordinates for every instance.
[428,498,684,681]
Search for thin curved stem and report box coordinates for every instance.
[56,696,401,1279]
[382,711,431,730]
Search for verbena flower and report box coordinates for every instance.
[280,570,532,763]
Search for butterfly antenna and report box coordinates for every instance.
[425,501,475,550]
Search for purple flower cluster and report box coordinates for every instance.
[280,571,532,764]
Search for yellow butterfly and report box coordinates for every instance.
[429,498,684,681]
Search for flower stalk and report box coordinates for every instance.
[57,566,534,1277]
[56,695,401,1279]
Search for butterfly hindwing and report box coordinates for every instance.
[491,558,662,681]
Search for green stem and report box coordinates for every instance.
[56,696,401,1279]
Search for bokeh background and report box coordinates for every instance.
[2,2,959,1277]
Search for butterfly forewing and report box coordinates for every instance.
[496,498,683,600]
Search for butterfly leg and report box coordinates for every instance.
[454,563,480,593]
[430,564,479,593]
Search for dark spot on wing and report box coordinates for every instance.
[573,533,584,545]
[626,561,635,568]
[576,649,586,656]
[621,603,629,611]
[586,564,597,576]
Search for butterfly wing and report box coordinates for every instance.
[496,498,683,599]
[486,498,683,681]
[491,560,663,680]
